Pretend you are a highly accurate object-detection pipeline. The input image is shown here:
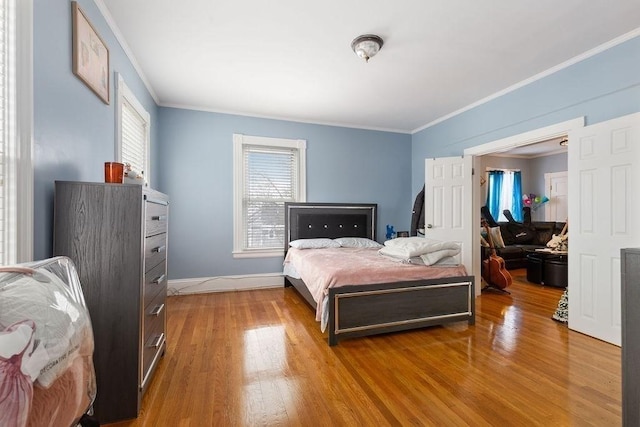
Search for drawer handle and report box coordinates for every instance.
[152,274,165,284]
[152,245,166,253]
[148,333,165,349]
[151,215,166,221]
[150,303,165,316]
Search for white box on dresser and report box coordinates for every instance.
[53,181,169,424]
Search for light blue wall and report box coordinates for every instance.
[157,108,412,279]
[411,36,640,194]
[32,0,637,281]
[33,0,159,260]
[530,153,568,221]
[32,0,411,277]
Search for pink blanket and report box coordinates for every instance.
[284,247,467,321]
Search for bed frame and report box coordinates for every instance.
[284,202,475,346]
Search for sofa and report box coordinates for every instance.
[482,220,566,270]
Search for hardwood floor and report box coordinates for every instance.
[107,269,621,426]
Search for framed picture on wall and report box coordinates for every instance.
[71,1,110,104]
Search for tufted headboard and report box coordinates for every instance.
[284,202,377,253]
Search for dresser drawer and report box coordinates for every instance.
[144,233,167,272]
[144,260,167,309]
[145,201,168,237]
[142,291,166,385]
[143,289,166,342]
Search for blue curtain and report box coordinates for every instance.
[511,171,523,221]
[486,170,504,221]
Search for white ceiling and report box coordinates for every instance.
[99,0,640,134]
[491,137,567,158]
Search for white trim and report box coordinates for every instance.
[16,0,33,262]
[412,27,640,134]
[93,0,159,104]
[167,273,283,296]
[465,117,584,156]
[116,73,151,186]
[231,249,284,259]
[232,133,306,258]
[1,0,33,263]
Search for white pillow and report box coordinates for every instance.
[383,237,460,258]
[384,236,430,247]
[288,238,340,249]
[334,237,382,249]
[488,227,505,249]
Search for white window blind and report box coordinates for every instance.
[0,0,32,264]
[233,134,306,257]
[116,73,150,184]
[121,99,146,174]
[243,144,298,249]
[0,1,13,264]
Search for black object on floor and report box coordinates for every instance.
[79,414,100,426]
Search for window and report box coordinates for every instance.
[233,134,306,258]
[116,73,150,185]
[486,169,523,222]
[0,0,32,264]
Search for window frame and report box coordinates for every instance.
[115,73,151,187]
[232,133,306,258]
[0,0,33,264]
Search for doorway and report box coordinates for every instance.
[544,171,568,222]
[464,117,584,297]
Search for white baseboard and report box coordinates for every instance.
[167,272,284,296]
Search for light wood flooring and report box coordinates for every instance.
[108,269,621,426]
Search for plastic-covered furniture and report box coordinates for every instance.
[0,256,97,427]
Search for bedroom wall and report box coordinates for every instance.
[33,0,159,260]
[411,34,640,193]
[33,0,412,281]
[157,107,412,280]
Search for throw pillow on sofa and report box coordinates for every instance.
[488,227,505,248]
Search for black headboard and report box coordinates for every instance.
[284,202,377,252]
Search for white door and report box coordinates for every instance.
[568,112,640,346]
[425,157,474,284]
[544,171,568,222]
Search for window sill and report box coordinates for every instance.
[232,249,284,259]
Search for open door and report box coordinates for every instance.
[568,112,640,346]
[425,156,474,288]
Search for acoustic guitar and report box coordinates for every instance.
[482,221,512,290]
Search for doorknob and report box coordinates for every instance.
[427,224,433,229]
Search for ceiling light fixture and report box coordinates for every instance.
[351,34,383,63]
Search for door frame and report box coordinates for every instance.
[463,117,585,296]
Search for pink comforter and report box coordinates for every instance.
[284,247,467,321]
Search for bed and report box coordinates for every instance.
[283,202,475,346]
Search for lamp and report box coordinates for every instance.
[351,34,383,62]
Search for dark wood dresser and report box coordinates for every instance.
[53,181,169,423]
